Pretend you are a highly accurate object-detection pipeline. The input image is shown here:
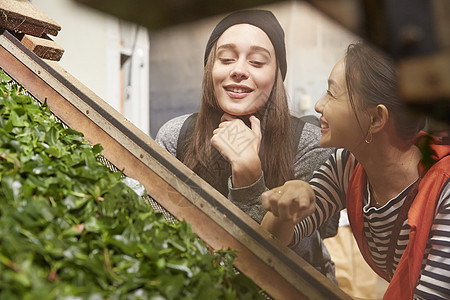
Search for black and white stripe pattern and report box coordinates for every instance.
[363,182,413,274]
[415,185,450,299]
[292,149,450,299]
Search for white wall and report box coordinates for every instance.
[32,0,119,108]
[31,0,150,135]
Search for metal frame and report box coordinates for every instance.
[0,29,350,300]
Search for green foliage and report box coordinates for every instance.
[0,71,265,300]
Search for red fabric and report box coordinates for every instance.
[347,141,450,300]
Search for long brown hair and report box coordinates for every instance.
[182,43,295,189]
[345,42,425,141]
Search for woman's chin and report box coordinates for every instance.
[219,101,262,117]
[223,109,254,117]
[319,137,332,148]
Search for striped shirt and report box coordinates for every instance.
[292,148,450,299]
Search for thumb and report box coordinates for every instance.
[249,115,261,137]
[292,212,301,224]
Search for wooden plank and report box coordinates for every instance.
[0,0,61,37]
[20,34,64,61]
[0,29,351,300]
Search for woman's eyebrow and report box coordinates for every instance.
[328,79,346,96]
[250,45,271,57]
[328,79,339,89]
[216,44,271,57]
[216,43,236,51]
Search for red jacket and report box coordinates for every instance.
[347,140,450,300]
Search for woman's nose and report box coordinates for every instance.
[230,61,249,80]
[315,94,326,113]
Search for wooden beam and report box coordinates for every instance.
[20,34,64,61]
[0,29,351,300]
[0,0,61,37]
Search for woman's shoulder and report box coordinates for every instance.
[155,114,193,155]
[162,114,192,129]
[291,115,322,146]
[291,115,334,181]
[293,115,333,158]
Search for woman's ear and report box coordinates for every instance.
[370,104,389,133]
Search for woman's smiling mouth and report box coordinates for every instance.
[225,87,252,93]
[224,85,254,98]
[320,117,329,133]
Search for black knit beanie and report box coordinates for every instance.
[204,9,287,80]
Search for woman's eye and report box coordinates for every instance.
[250,61,264,67]
[219,58,235,64]
[326,90,334,97]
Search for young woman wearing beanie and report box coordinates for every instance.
[155,9,336,280]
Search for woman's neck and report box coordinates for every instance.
[356,143,421,207]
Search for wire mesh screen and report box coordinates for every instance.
[96,155,180,225]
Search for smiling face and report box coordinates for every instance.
[212,24,277,116]
[314,58,369,152]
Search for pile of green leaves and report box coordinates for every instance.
[0,70,264,300]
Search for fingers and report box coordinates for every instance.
[216,113,240,130]
[218,114,261,133]
[262,189,282,216]
[262,188,294,219]
[249,115,261,138]
[212,114,262,170]
[262,181,315,224]
[213,115,256,142]
[291,212,301,225]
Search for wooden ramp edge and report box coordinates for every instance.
[0,29,351,300]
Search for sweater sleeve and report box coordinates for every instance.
[228,173,268,223]
[154,114,191,157]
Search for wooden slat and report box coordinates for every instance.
[0,29,351,300]
[0,0,61,37]
[20,34,64,61]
